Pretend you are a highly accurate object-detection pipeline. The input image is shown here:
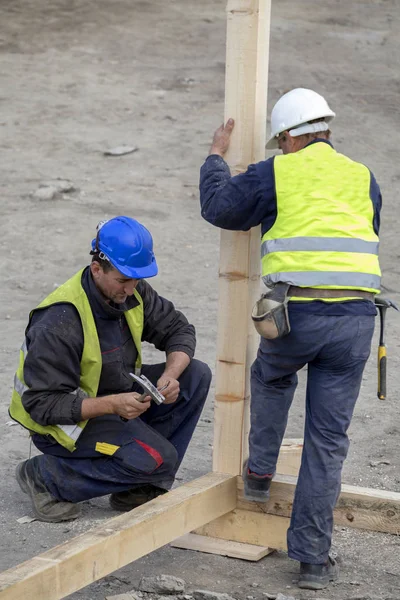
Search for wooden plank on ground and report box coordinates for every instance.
[0,473,236,600]
[237,474,400,534]
[171,533,273,561]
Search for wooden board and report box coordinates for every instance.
[213,0,271,475]
[194,472,400,554]
[237,474,400,535]
[0,473,236,600]
[171,533,273,561]
[196,509,290,551]
[276,439,303,476]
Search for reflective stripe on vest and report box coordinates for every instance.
[261,237,379,256]
[9,269,144,452]
[261,142,381,292]
[264,271,381,289]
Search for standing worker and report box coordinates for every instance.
[10,216,211,522]
[199,88,381,590]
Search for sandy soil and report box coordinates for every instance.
[0,1,399,598]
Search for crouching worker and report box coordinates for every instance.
[10,216,211,522]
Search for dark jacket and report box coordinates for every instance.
[22,267,196,426]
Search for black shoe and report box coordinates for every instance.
[298,556,338,590]
[110,484,168,511]
[16,459,80,523]
[242,460,273,502]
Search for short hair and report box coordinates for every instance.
[91,253,115,273]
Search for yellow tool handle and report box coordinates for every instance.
[377,345,387,400]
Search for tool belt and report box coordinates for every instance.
[252,284,376,340]
[288,287,375,301]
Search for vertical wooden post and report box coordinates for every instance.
[213,0,271,475]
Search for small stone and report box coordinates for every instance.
[139,575,185,594]
[193,592,236,600]
[262,594,276,600]
[5,315,11,320]
[349,581,361,586]
[105,593,142,600]
[276,595,296,600]
[369,460,391,467]
[32,186,58,201]
[41,179,75,193]
[16,516,36,524]
[104,145,139,157]
[251,584,260,588]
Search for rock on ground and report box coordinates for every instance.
[193,591,236,600]
[139,575,185,594]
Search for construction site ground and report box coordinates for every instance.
[0,0,399,598]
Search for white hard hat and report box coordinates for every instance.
[266,88,336,149]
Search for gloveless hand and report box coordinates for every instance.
[113,392,151,420]
[209,118,235,157]
[157,375,180,404]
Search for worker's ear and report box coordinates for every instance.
[90,261,102,279]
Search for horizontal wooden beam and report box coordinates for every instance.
[0,473,237,600]
[196,474,400,554]
[238,474,400,535]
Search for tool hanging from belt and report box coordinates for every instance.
[375,297,398,400]
[252,286,399,401]
[251,285,375,340]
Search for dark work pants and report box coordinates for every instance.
[248,310,375,564]
[32,359,211,503]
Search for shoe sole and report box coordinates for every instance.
[298,568,338,590]
[243,486,270,502]
[109,499,141,512]
[298,580,329,590]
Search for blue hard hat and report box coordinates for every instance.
[91,216,158,279]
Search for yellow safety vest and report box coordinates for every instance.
[9,269,144,452]
[261,142,381,293]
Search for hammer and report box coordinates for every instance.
[129,372,167,405]
[375,297,399,400]
[120,373,167,422]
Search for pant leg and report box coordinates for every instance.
[287,314,375,564]
[33,414,179,503]
[140,359,211,467]
[248,310,316,474]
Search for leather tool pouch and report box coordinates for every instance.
[251,283,291,339]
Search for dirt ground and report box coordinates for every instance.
[0,0,399,598]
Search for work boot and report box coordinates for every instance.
[16,459,81,523]
[242,460,273,502]
[298,556,339,590]
[110,484,168,511]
